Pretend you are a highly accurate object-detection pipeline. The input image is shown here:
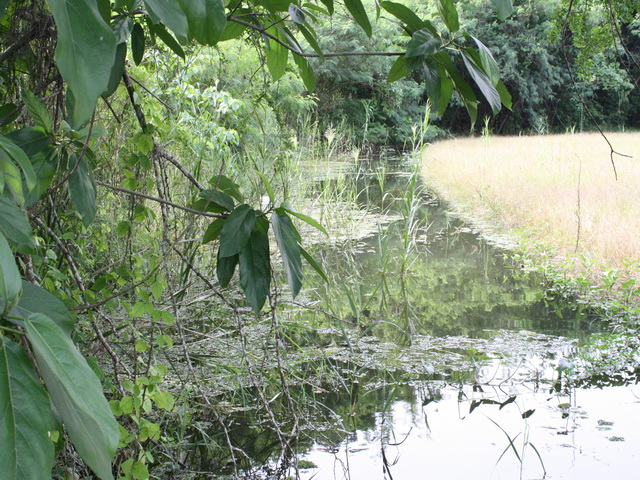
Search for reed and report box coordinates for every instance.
[422,132,640,284]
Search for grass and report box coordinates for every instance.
[421,132,640,285]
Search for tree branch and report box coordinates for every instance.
[95,180,224,218]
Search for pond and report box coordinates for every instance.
[182,157,640,479]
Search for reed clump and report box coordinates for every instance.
[422,132,640,284]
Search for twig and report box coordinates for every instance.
[95,180,223,218]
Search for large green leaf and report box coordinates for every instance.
[0,136,36,193]
[406,29,440,58]
[0,232,21,315]
[437,0,459,33]
[0,337,55,480]
[266,31,288,81]
[21,90,54,135]
[293,54,316,91]
[491,0,513,20]
[216,251,238,287]
[461,50,501,115]
[25,314,119,480]
[131,22,145,65]
[470,35,500,85]
[344,0,371,37]
[48,0,117,128]
[299,244,327,282]
[202,218,225,244]
[380,2,427,35]
[209,175,243,203]
[239,230,271,312]
[387,55,410,82]
[178,0,227,46]
[13,281,75,335]
[219,204,256,258]
[196,189,235,211]
[272,211,303,298]
[102,42,127,98]
[144,0,189,42]
[0,196,34,252]
[149,22,185,58]
[437,52,477,125]
[68,154,96,226]
[436,64,454,116]
[496,80,512,110]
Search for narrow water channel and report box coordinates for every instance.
[191,157,640,479]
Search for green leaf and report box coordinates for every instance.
[0,337,55,480]
[461,50,501,115]
[212,174,244,202]
[0,103,20,126]
[48,0,117,128]
[131,23,145,65]
[195,189,235,212]
[216,251,238,287]
[299,244,327,282]
[239,230,271,312]
[470,36,500,85]
[293,54,316,91]
[219,204,256,257]
[144,0,189,42]
[423,59,441,109]
[0,149,23,204]
[68,154,97,226]
[436,64,454,116]
[219,20,246,41]
[496,80,512,110]
[111,15,133,44]
[271,212,303,298]
[437,0,459,33]
[102,42,127,98]
[21,90,54,135]
[178,0,227,46]
[266,31,288,81]
[25,314,119,480]
[344,0,371,37]
[318,0,333,15]
[491,0,513,20]
[381,2,426,35]
[406,29,440,58]
[0,135,37,193]
[0,196,34,252]
[437,52,477,125]
[149,22,185,58]
[0,0,8,17]
[288,3,305,24]
[298,24,323,59]
[282,202,328,236]
[132,132,154,154]
[387,56,409,82]
[0,232,21,315]
[13,281,75,336]
[202,218,225,244]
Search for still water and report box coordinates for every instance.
[290,159,640,480]
[193,158,640,479]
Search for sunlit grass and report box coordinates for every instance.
[422,132,640,282]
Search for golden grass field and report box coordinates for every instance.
[422,132,640,282]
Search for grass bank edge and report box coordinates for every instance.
[420,132,640,326]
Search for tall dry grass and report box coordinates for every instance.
[422,132,640,281]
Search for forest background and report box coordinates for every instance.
[0,0,638,479]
